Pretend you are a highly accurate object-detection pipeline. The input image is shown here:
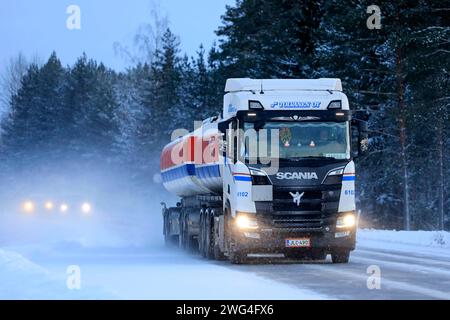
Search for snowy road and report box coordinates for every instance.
[2,235,450,300]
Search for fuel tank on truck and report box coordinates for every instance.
[160,120,223,197]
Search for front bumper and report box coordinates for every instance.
[231,215,356,254]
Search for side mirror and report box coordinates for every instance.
[218,120,229,157]
[351,119,369,158]
[358,121,369,156]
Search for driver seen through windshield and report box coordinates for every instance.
[243,122,350,161]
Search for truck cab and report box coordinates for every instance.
[214,78,368,263]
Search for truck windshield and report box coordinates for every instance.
[243,121,350,161]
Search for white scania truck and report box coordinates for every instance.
[160,78,368,264]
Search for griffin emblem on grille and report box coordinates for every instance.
[289,192,305,206]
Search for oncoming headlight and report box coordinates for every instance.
[22,201,35,213]
[336,213,356,229]
[45,201,54,210]
[60,203,69,213]
[235,214,258,230]
[81,202,92,215]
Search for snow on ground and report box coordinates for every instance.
[0,248,113,299]
[357,229,450,258]
[0,244,327,300]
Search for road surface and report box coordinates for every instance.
[4,240,449,300]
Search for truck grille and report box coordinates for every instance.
[272,187,340,213]
[272,213,323,229]
[255,185,342,230]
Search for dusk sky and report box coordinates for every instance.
[0,0,235,70]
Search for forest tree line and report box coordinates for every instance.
[0,0,448,230]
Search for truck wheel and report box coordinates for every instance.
[214,243,227,261]
[331,250,350,264]
[213,225,226,261]
[229,251,247,264]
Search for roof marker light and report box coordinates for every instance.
[327,100,342,110]
[249,100,264,110]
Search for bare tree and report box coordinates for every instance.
[0,53,29,119]
[113,1,169,66]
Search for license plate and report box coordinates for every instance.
[285,238,311,248]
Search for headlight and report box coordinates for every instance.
[60,203,69,213]
[81,202,92,215]
[235,214,258,230]
[45,201,54,210]
[249,168,271,185]
[327,168,344,176]
[22,201,35,213]
[324,167,345,185]
[336,214,356,228]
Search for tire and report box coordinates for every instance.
[331,250,350,264]
[179,214,193,251]
[163,210,179,247]
[210,209,226,261]
[213,243,227,261]
[165,234,179,247]
[184,215,197,253]
[229,251,247,264]
[199,211,206,257]
[178,214,186,250]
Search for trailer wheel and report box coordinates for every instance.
[164,209,179,247]
[199,211,206,257]
[179,213,193,251]
[205,213,214,259]
[185,214,198,253]
[331,250,350,264]
[178,214,186,250]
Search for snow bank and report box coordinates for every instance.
[357,229,450,257]
[0,248,113,299]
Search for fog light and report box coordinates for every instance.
[236,214,258,230]
[336,214,356,228]
[244,232,260,239]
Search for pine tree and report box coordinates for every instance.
[214,0,323,79]
[65,54,119,161]
[2,52,66,165]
